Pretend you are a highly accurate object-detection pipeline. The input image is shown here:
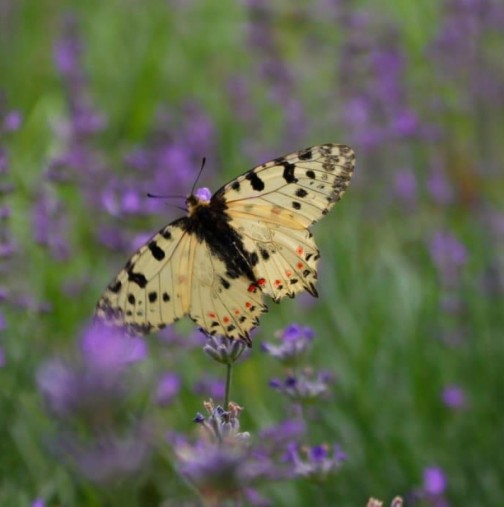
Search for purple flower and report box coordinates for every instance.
[60,429,151,483]
[261,323,314,366]
[169,403,298,503]
[203,335,248,365]
[3,110,22,132]
[393,168,418,207]
[80,322,147,371]
[423,466,447,496]
[286,442,346,481]
[155,372,181,406]
[429,230,468,286]
[442,384,467,409]
[269,369,331,404]
[31,499,45,507]
[193,376,226,400]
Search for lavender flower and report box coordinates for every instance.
[36,323,151,483]
[286,442,346,481]
[269,369,331,404]
[169,402,302,504]
[203,335,247,365]
[58,428,151,484]
[442,384,467,409]
[262,323,314,366]
[155,372,181,406]
[429,230,468,287]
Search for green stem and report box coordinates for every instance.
[224,362,233,409]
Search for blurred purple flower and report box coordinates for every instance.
[31,499,45,507]
[427,165,454,205]
[269,369,331,404]
[155,372,181,406]
[32,191,71,261]
[169,402,300,504]
[60,429,151,483]
[286,442,346,481]
[429,231,467,286]
[0,309,5,331]
[393,168,418,207]
[262,323,314,366]
[80,322,147,371]
[3,110,22,132]
[442,384,467,409]
[423,466,447,496]
[193,376,226,400]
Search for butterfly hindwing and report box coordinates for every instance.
[219,143,354,302]
[189,242,267,344]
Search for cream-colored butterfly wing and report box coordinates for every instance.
[219,144,355,302]
[96,221,192,334]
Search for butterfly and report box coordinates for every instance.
[96,144,355,346]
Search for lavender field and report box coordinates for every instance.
[1,1,504,505]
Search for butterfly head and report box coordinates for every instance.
[186,187,212,215]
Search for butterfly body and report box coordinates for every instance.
[96,144,355,345]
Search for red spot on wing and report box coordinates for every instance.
[245,302,252,309]
[285,270,293,277]
[208,311,216,318]
[248,283,257,293]
[274,279,282,287]
[296,246,304,256]
[258,278,266,287]
[234,309,240,315]
[296,262,304,269]
[223,316,230,324]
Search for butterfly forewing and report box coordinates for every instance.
[96,222,191,334]
[216,144,355,228]
[96,143,354,343]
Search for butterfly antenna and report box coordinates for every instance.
[191,157,206,196]
[146,193,185,199]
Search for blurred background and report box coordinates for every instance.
[1,0,504,505]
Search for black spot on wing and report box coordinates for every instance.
[231,181,240,191]
[108,280,122,293]
[306,170,316,179]
[298,149,313,160]
[148,241,165,261]
[161,228,172,240]
[292,201,301,210]
[220,276,231,289]
[245,172,265,191]
[295,188,308,198]
[282,162,297,183]
[128,294,135,305]
[128,271,148,288]
[259,248,270,260]
[148,291,158,303]
[162,292,170,302]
